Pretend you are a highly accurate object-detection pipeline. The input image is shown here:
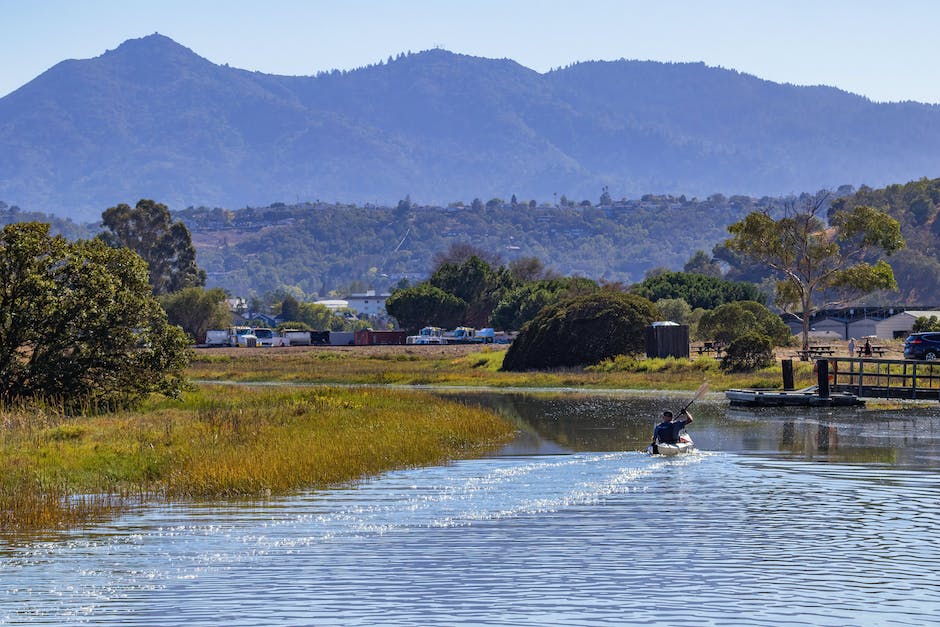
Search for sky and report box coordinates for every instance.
[1,0,939,103]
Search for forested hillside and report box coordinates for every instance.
[3,33,940,220]
[5,178,940,307]
[179,193,806,297]
[828,178,940,304]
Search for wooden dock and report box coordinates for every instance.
[826,357,940,401]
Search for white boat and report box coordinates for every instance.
[647,433,695,456]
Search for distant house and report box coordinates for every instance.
[344,290,390,317]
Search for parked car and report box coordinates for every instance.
[903,332,940,360]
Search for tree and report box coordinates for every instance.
[491,277,597,331]
[280,295,301,321]
[655,297,693,325]
[502,291,657,371]
[429,256,513,327]
[385,284,467,333]
[159,287,231,342]
[912,315,940,333]
[726,199,904,351]
[696,301,791,347]
[633,271,765,310]
[100,199,206,295]
[431,242,502,269]
[508,256,557,283]
[683,250,723,278]
[297,301,334,330]
[0,223,190,409]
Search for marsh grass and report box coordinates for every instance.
[189,347,816,391]
[1,385,514,534]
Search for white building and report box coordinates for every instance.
[314,299,349,312]
[344,290,390,317]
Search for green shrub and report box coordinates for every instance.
[502,291,657,371]
[721,332,774,371]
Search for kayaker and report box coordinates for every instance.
[653,409,693,445]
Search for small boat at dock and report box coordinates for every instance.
[725,386,863,407]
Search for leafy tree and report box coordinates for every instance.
[280,295,301,321]
[429,255,513,327]
[100,199,206,294]
[507,256,552,283]
[385,283,467,332]
[655,297,693,325]
[696,301,791,347]
[297,301,335,330]
[912,315,940,333]
[683,250,723,278]
[726,200,904,350]
[491,277,597,331]
[633,271,765,309]
[502,291,657,371]
[0,223,190,409]
[158,287,231,342]
[431,242,501,269]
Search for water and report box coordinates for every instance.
[3,391,940,625]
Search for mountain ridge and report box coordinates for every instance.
[2,34,940,221]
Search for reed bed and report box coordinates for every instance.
[0,385,514,534]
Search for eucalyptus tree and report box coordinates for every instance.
[100,199,206,294]
[725,198,904,351]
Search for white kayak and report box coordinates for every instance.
[647,434,695,456]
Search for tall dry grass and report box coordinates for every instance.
[0,385,514,534]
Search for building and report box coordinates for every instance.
[783,307,940,340]
[344,290,390,318]
[314,298,349,312]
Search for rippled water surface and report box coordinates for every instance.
[3,392,940,625]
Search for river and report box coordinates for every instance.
[2,390,940,625]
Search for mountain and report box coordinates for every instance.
[2,34,940,221]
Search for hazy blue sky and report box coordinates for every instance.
[2,0,938,102]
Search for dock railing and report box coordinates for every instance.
[827,357,940,400]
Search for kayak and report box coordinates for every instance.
[647,433,695,456]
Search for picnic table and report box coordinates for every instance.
[856,346,886,357]
[796,346,836,360]
[696,341,724,356]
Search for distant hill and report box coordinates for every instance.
[2,34,940,221]
[180,194,804,298]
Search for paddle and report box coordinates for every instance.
[678,381,709,415]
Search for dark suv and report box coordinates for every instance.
[903,332,940,360]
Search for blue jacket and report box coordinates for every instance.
[653,419,690,444]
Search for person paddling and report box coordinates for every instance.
[652,409,693,446]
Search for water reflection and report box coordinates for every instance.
[4,390,940,626]
[450,390,940,469]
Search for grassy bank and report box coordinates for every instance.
[0,385,514,534]
[188,345,819,391]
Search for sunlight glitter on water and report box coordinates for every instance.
[3,393,940,626]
